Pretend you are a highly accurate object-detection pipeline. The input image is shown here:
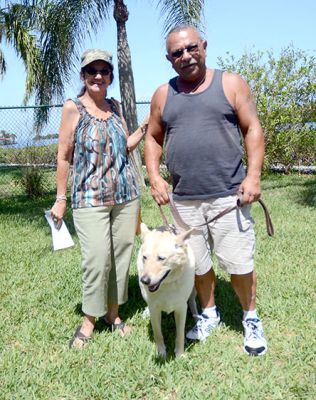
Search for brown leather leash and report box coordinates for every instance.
[159,192,274,237]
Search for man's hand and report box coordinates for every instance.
[239,175,261,204]
[150,175,170,205]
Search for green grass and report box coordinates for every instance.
[0,174,315,399]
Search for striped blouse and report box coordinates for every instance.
[70,98,140,208]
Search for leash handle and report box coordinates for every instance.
[258,199,274,236]
[237,191,274,236]
[166,192,237,230]
[159,192,274,237]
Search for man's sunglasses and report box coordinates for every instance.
[85,67,111,76]
[170,44,200,59]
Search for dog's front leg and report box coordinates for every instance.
[174,304,187,357]
[149,307,166,358]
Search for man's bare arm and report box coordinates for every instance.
[144,85,170,204]
[225,73,265,204]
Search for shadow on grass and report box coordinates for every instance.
[296,177,316,208]
[72,274,147,331]
[0,193,77,235]
[215,277,243,333]
[70,273,244,360]
[262,173,316,208]
[142,274,244,362]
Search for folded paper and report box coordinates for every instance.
[45,210,75,251]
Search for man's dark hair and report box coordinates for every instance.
[165,25,203,50]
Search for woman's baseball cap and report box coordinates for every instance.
[80,49,113,69]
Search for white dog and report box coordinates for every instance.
[137,223,196,357]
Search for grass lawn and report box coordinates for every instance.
[0,174,315,399]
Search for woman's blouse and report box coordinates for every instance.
[70,98,140,208]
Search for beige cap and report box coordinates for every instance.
[80,48,113,69]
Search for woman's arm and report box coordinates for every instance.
[111,97,149,152]
[50,100,80,226]
[127,115,149,152]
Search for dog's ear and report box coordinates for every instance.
[140,223,150,240]
[175,228,194,244]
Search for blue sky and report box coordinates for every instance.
[0,0,315,106]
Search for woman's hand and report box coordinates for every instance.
[50,200,67,230]
[127,114,150,152]
[141,114,149,128]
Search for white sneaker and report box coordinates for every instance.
[186,311,220,341]
[242,318,268,356]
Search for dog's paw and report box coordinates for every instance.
[142,306,150,319]
[157,347,167,359]
[174,348,185,358]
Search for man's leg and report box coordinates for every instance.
[186,267,220,340]
[230,270,257,311]
[230,270,267,356]
[210,195,268,356]
[172,199,220,341]
[195,268,216,308]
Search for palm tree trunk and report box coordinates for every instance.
[113,0,145,188]
[113,0,138,132]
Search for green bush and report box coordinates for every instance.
[0,144,57,165]
[15,167,45,198]
[217,45,316,170]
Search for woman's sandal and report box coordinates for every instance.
[69,326,91,349]
[103,317,131,337]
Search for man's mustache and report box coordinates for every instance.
[180,59,197,68]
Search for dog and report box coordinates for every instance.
[137,223,196,357]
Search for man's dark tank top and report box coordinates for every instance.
[162,69,245,200]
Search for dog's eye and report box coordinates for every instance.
[157,256,166,261]
[143,255,147,261]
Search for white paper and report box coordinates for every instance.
[45,210,75,251]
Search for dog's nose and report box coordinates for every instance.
[141,275,151,285]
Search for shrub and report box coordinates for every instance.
[217,45,316,170]
[15,167,45,198]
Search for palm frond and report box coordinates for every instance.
[2,3,42,100]
[157,0,205,35]
[32,0,113,128]
[0,47,6,76]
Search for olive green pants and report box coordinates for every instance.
[73,198,140,317]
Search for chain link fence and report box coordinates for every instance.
[0,102,150,197]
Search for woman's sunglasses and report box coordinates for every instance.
[85,67,111,76]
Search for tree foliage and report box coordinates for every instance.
[1,0,205,131]
[217,45,316,169]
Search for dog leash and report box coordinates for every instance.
[158,192,274,237]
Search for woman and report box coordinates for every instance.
[51,49,147,348]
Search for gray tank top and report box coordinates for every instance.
[162,69,245,200]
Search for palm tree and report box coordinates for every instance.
[0,0,112,128]
[0,1,43,102]
[1,0,205,131]
[113,0,137,131]
[112,0,205,131]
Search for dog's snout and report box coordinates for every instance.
[141,275,151,285]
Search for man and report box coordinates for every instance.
[144,25,267,356]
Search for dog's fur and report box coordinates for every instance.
[137,223,196,357]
